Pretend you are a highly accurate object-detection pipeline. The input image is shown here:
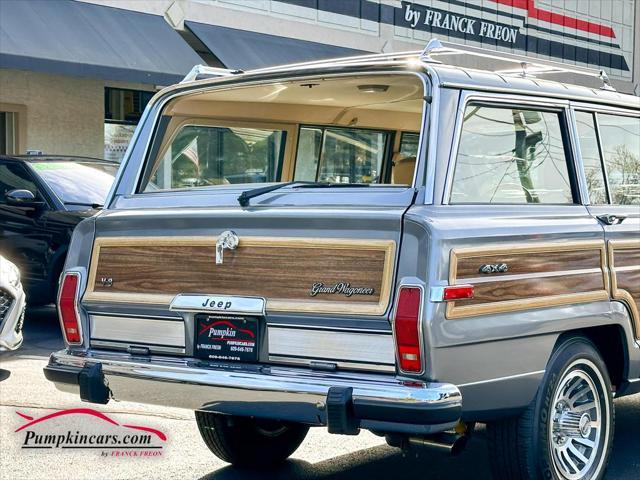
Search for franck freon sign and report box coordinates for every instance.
[395,0,631,78]
[402,2,520,44]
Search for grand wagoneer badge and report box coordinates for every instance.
[310,282,375,297]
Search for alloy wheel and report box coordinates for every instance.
[549,359,611,480]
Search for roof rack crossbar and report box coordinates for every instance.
[421,39,615,91]
[181,65,243,83]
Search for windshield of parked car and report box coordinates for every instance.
[139,73,425,193]
[30,161,118,206]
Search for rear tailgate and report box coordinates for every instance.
[82,189,414,372]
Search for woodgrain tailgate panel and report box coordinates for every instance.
[85,236,395,315]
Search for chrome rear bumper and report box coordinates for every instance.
[45,349,462,435]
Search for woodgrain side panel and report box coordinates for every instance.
[464,273,605,306]
[456,250,601,279]
[609,240,640,339]
[447,241,608,319]
[84,236,395,315]
[612,248,640,269]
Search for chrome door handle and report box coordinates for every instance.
[596,214,627,225]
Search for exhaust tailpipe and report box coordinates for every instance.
[407,431,469,456]
[385,422,473,456]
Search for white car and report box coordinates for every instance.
[0,256,25,351]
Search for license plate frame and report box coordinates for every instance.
[193,314,259,362]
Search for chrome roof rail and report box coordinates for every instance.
[421,38,615,91]
[248,51,423,74]
[180,40,617,92]
[180,65,243,83]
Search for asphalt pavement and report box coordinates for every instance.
[1,307,638,480]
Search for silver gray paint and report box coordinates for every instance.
[52,58,640,425]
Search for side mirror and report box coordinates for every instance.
[5,189,45,208]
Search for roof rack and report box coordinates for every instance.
[421,39,615,91]
[182,39,615,92]
[180,65,243,83]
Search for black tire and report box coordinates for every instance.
[487,335,615,480]
[195,411,309,468]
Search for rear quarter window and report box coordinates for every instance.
[450,104,574,204]
[597,114,640,205]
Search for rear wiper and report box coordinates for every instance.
[297,183,371,189]
[238,181,370,207]
[64,201,103,209]
[238,181,308,207]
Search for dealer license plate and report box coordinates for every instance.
[194,314,259,362]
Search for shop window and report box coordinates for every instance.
[0,111,17,155]
[104,87,154,162]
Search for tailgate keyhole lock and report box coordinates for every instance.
[216,230,239,265]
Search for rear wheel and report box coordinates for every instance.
[487,336,614,480]
[195,411,309,468]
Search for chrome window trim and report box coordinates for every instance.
[570,102,640,117]
[439,82,640,110]
[421,65,440,205]
[592,112,613,205]
[565,107,591,206]
[442,91,574,205]
[119,69,432,201]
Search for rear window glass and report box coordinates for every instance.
[137,74,426,193]
[145,125,286,191]
[450,105,574,204]
[294,126,389,184]
[399,132,419,157]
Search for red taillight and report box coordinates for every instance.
[443,285,474,301]
[59,273,82,344]
[394,286,423,373]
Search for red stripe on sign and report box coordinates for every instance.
[490,0,616,38]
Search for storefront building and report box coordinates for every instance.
[1,0,638,160]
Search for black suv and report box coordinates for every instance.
[0,155,118,304]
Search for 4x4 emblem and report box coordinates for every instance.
[216,230,239,264]
[479,263,508,274]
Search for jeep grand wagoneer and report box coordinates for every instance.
[45,40,639,480]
